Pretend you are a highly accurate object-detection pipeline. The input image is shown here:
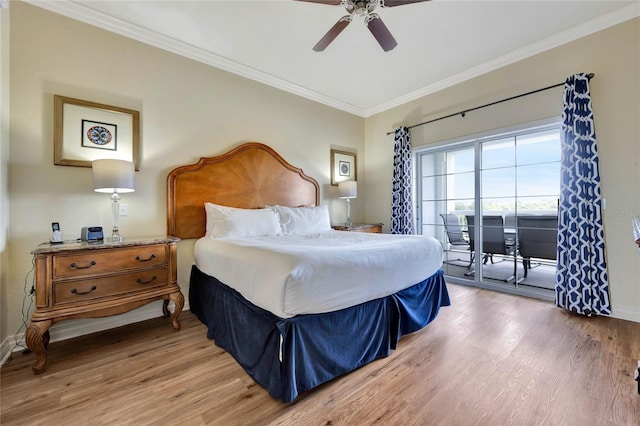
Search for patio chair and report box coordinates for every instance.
[465,215,508,264]
[517,215,558,278]
[465,215,513,282]
[440,213,471,267]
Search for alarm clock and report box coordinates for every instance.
[81,226,104,242]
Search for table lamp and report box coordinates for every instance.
[338,180,357,227]
[92,159,135,242]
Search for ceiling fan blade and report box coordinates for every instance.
[313,16,351,51]
[366,15,397,51]
[381,0,430,7]
[295,0,342,5]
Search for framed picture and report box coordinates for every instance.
[54,95,140,170]
[330,149,357,186]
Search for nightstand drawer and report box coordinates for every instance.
[53,245,167,278]
[53,267,168,305]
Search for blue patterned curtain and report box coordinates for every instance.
[391,126,414,234]
[556,73,611,316]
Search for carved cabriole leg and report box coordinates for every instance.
[168,291,184,331]
[43,330,50,348]
[26,320,53,374]
[162,300,170,318]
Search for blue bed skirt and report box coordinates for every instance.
[189,265,450,403]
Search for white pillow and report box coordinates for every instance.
[205,203,281,238]
[205,203,234,237]
[271,205,331,235]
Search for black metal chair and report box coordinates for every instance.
[439,213,471,266]
[465,215,508,265]
[464,215,515,282]
[517,215,558,278]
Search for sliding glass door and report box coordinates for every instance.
[416,123,560,298]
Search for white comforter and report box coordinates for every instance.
[194,230,443,318]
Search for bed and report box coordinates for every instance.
[167,142,450,402]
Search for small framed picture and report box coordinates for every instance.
[331,149,357,186]
[81,120,117,151]
[54,95,140,169]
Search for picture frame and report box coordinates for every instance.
[330,149,357,186]
[54,95,140,170]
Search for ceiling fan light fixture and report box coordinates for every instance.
[354,0,373,16]
[301,0,429,51]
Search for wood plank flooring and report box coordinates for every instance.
[2,283,639,425]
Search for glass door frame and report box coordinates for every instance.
[413,118,561,301]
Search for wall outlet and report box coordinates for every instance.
[119,203,128,216]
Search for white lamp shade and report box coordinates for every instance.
[92,159,135,193]
[338,181,357,199]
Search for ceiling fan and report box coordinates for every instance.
[296,0,430,52]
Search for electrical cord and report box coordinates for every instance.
[7,255,36,360]
[8,239,100,361]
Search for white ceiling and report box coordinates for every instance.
[29,0,639,117]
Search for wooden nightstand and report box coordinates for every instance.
[332,223,383,234]
[26,236,184,374]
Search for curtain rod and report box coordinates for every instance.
[386,73,595,136]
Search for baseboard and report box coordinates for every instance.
[1,299,190,367]
[612,306,640,323]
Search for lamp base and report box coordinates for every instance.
[345,198,352,227]
[110,224,122,242]
[110,193,123,242]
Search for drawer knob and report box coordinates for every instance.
[71,286,97,296]
[70,260,97,270]
[135,254,157,262]
[136,276,157,285]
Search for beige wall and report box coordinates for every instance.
[365,18,640,321]
[1,6,10,352]
[2,2,364,349]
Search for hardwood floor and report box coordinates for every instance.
[2,283,639,425]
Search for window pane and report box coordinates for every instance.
[481,197,516,216]
[517,163,560,197]
[422,222,441,240]
[421,201,446,226]
[447,171,475,200]
[516,129,561,165]
[482,168,515,198]
[517,196,559,212]
[421,175,445,201]
[482,137,515,170]
[446,148,474,174]
[451,199,474,214]
[420,152,446,178]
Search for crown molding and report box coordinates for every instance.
[25,0,366,117]
[27,1,638,118]
[365,2,640,117]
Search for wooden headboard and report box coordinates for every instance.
[166,142,320,239]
